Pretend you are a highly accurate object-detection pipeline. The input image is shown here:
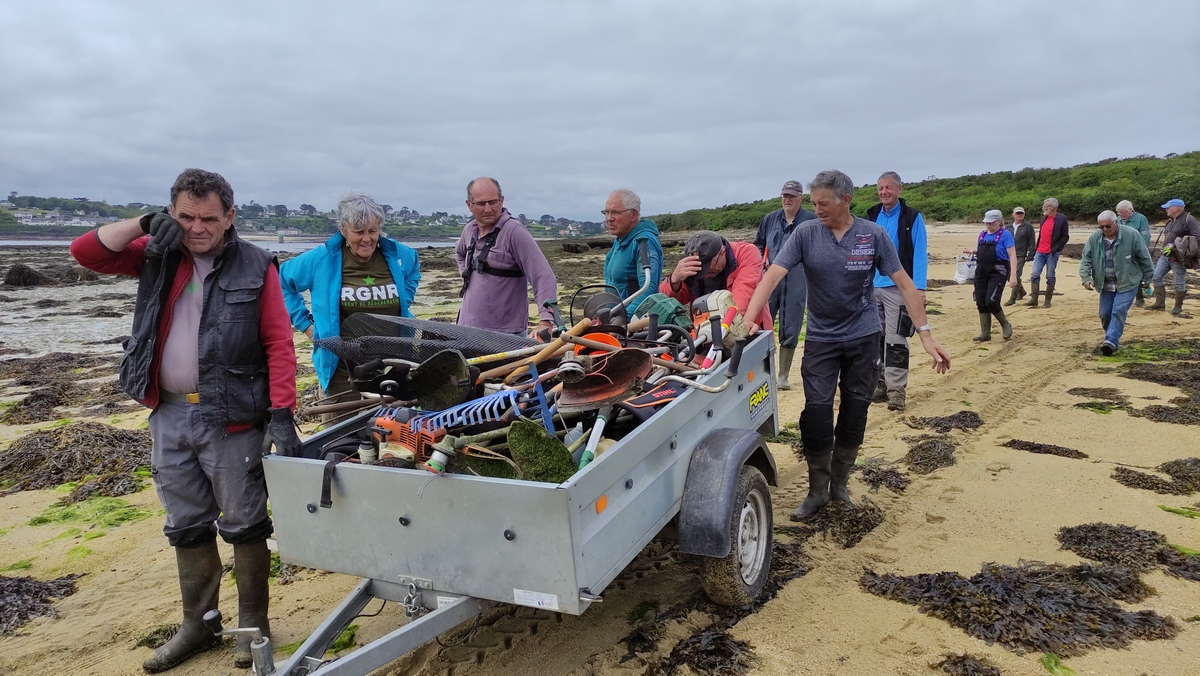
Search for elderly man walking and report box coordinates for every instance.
[1080,210,1154,355]
[1004,207,1035,305]
[1025,198,1070,308]
[1148,198,1200,316]
[754,180,817,389]
[744,170,950,521]
[866,171,928,412]
[1116,200,1151,307]
[456,177,558,336]
[602,189,662,310]
[70,169,300,672]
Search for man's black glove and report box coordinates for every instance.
[262,407,304,457]
[140,210,184,257]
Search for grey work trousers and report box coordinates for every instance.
[768,265,807,348]
[150,399,271,547]
[874,286,913,396]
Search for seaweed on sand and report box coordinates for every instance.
[0,423,150,494]
[0,573,84,635]
[903,435,957,474]
[1110,458,1200,495]
[860,560,1177,657]
[789,498,884,548]
[1003,439,1088,459]
[0,352,118,383]
[905,410,983,433]
[856,462,911,492]
[932,653,1002,676]
[1119,361,1200,425]
[59,472,143,504]
[1058,522,1200,581]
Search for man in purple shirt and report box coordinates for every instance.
[455,177,558,336]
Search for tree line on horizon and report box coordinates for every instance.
[647,151,1200,232]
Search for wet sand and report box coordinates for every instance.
[1,226,1199,675]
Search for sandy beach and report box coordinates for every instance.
[1,224,1198,676]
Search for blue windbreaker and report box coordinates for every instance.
[280,233,420,390]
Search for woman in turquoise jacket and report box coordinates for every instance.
[280,193,420,400]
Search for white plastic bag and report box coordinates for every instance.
[954,255,976,284]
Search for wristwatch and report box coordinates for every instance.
[915,324,932,333]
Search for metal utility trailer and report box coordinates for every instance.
[262,332,780,676]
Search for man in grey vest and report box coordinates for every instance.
[71,169,302,672]
[754,180,816,389]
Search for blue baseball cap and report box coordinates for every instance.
[1161,198,1185,208]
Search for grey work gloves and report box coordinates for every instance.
[140,210,184,257]
[262,407,303,457]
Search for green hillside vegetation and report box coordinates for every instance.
[9,196,157,219]
[648,152,1200,231]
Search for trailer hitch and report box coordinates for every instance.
[203,609,275,675]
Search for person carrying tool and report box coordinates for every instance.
[1004,207,1036,306]
[455,176,558,336]
[1079,210,1154,355]
[754,180,816,390]
[602,188,663,311]
[1147,198,1200,316]
[743,170,950,522]
[963,210,1017,342]
[866,171,928,412]
[1024,197,1070,309]
[280,192,420,407]
[70,168,300,672]
[659,230,772,330]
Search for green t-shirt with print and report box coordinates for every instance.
[340,245,400,331]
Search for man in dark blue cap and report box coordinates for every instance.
[754,180,816,389]
[1148,198,1200,315]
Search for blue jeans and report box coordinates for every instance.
[1151,256,1187,293]
[1029,252,1060,283]
[1099,288,1137,348]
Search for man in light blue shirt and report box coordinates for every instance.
[865,171,928,411]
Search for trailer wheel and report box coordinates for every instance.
[700,464,772,606]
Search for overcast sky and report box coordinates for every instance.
[2,0,1197,220]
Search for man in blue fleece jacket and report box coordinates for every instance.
[602,189,663,309]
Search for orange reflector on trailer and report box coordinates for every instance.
[595,495,608,514]
[747,370,755,381]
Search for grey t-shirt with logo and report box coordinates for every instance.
[772,217,902,343]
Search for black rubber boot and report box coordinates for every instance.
[1015,280,1026,300]
[1004,286,1019,306]
[994,308,1013,340]
[143,541,223,673]
[829,444,859,503]
[1023,281,1040,307]
[791,453,832,521]
[1043,282,1055,308]
[871,380,888,403]
[1149,284,1166,310]
[972,312,992,342]
[1171,290,1187,316]
[233,541,273,669]
[1135,286,1145,308]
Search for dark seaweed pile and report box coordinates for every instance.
[1003,439,1088,459]
[60,472,143,504]
[0,573,84,635]
[1058,522,1200,581]
[786,498,884,548]
[906,410,983,433]
[860,560,1178,657]
[1110,458,1200,495]
[903,435,957,474]
[933,653,1002,676]
[625,540,810,673]
[0,423,150,493]
[0,352,118,384]
[857,465,911,492]
[1121,362,1200,425]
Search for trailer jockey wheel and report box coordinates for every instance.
[701,465,773,606]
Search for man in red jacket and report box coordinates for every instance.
[660,231,773,330]
[71,168,299,672]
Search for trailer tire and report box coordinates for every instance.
[700,464,772,606]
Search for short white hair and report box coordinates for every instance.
[338,192,385,232]
[1115,200,1134,212]
[1098,210,1118,225]
[610,189,641,212]
[1043,197,1059,208]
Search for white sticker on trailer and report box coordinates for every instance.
[513,588,560,611]
[436,596,456,609]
